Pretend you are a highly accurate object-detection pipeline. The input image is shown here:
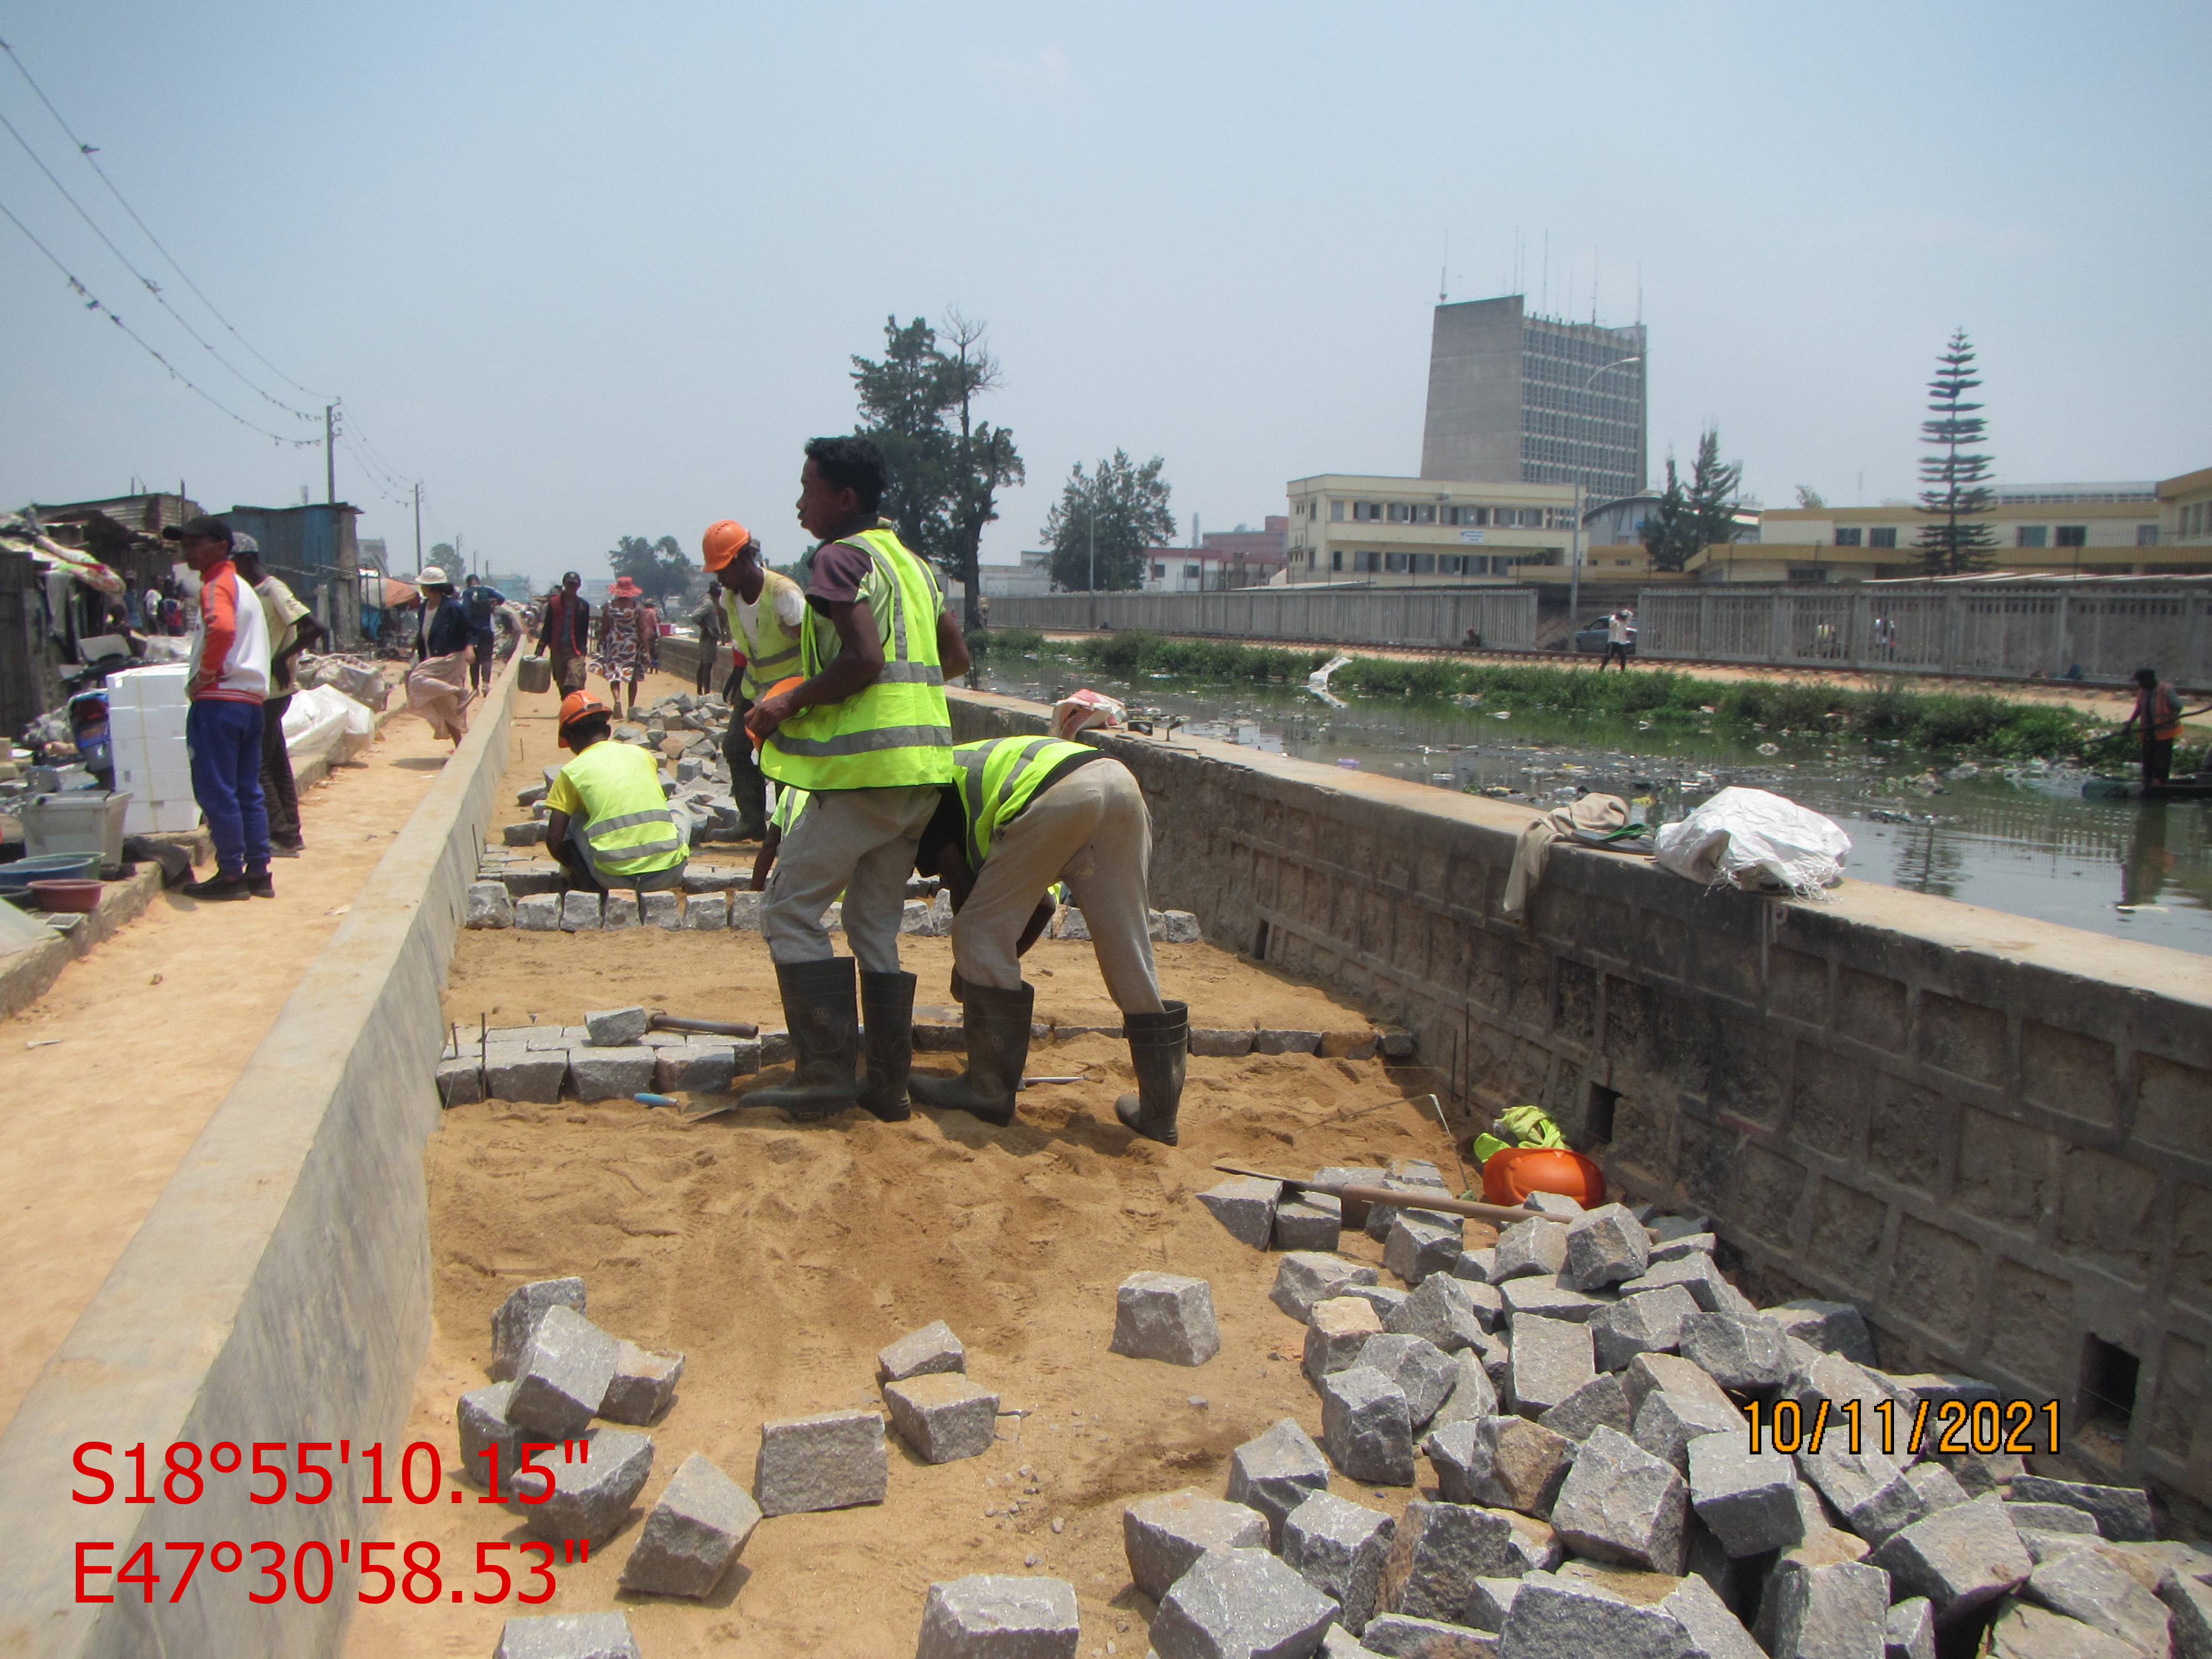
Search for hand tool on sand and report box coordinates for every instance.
[649,1013,760,1038]
[1210,1161,1546,1228]
[634,1092,678,1107]
[1020,1074,1086,1088]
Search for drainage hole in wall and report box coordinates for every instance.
[1583,1082,1621,1147]
[2081,1334,2139,1431]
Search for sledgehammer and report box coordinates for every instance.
[649,1013,760,1039]
[1210,1161,1545,1228]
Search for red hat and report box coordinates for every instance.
[609,575,643,599]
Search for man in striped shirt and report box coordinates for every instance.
[162,515,274,900]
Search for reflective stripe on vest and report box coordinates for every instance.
[770,783,810,835]
[952,735,1100,871]
[560,742,687,881]
[763,527,953,791]
[728,568,806,702]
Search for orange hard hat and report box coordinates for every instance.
[750,676,806,749]
[701,519,753,571]
[556,691,612,748]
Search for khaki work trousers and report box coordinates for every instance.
[953,759,1164,1014]
[761,784,940,973]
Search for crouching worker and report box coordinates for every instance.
[909,735,1186,1144]
[545,692,688,895]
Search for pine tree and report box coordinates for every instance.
[1914,331,1997,576]
[1640,427,1743,572]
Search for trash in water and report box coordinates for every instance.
[1756,742,1781,756]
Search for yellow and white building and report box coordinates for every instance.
[1281,473,1580,585]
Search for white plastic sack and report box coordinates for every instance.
[1655,786,1851,897]
[283,683,373,758]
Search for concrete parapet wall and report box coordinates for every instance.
[0,660,520,1658]
[986,586,1538,650]
[949,688,2212,1505]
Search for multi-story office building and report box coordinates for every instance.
[1420,295,1647,505]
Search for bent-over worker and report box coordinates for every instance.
[702,518,805,841]
[908,735,1184,1144]
[2120,666,2183,788]
[545,691,688,895]
[743,436,969,1123]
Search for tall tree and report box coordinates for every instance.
[850,312,1024,626]
[940,311,1025,630]
[608,534,692,605]
[1640,427,1743,572]
[1914,330,1997,576]
[853,316,957,567]
[1042,451,1176,591]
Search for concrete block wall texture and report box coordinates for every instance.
[946,690,2212,1509]
[0,656,524,1658]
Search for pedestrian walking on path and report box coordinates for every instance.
[1602,607,1634,672]
[595,576,654,718]
[910,735,1184,1143]
[743,436,969,1124]
[462,573,508,693]
[537,571,591,693]
[408,566,476,750]
[230,536,325,857]
[161,514,274,900]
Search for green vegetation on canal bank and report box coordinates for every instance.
[966,627,2121,760]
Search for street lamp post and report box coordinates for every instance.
[1566,353,1643,646]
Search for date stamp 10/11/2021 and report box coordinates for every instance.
[1744,1394,2063,1458]
[68,1436,588,1608]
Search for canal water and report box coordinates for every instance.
[972,662,2212,958]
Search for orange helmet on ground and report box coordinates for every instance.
[557,691,612,748]
[701,520,753,571]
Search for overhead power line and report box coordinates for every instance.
[0,191,318,447]
[0,35,332,407]
[0,102,321,427]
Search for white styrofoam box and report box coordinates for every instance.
[108,705,190,743]
[116,765,195,800]
[124,795,201,834]
[107,664,190,709]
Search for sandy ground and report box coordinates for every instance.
[356,1010,1463,1656]
[349,671,1462,1655]
[0,703,472,1427]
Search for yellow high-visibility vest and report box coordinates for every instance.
[557,741,686,881]
[722,568,805,703]
[950,736,1104,872]
[763,527,953,791]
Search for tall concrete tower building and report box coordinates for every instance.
[1420,295,1647,505]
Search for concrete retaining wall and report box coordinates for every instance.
[950,688,2212,1505]
[1636,581,2212,689]
[0,661,520,1658]
[987,586,1539,650]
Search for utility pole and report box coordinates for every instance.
[1088,474,1097,594]
[412,483,423,569]
[1568,480,1584,637]
[325,404,337,505]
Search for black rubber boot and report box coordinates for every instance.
[1115,999,1188,1146]
[747,957,859,1120]
[911,983,1034,1128]
[857,969,917,1122]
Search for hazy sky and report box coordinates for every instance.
[2,3,2206,583]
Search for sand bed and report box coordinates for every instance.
[352,927,1462,1655]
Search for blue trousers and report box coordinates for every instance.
[187,699,270,875]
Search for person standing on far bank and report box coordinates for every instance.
[743,436,969,1123]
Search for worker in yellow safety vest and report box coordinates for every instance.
[742,436,969,1122]
[544,691,688,894]
[701,518,805,840]
[908,736,1183,1142]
